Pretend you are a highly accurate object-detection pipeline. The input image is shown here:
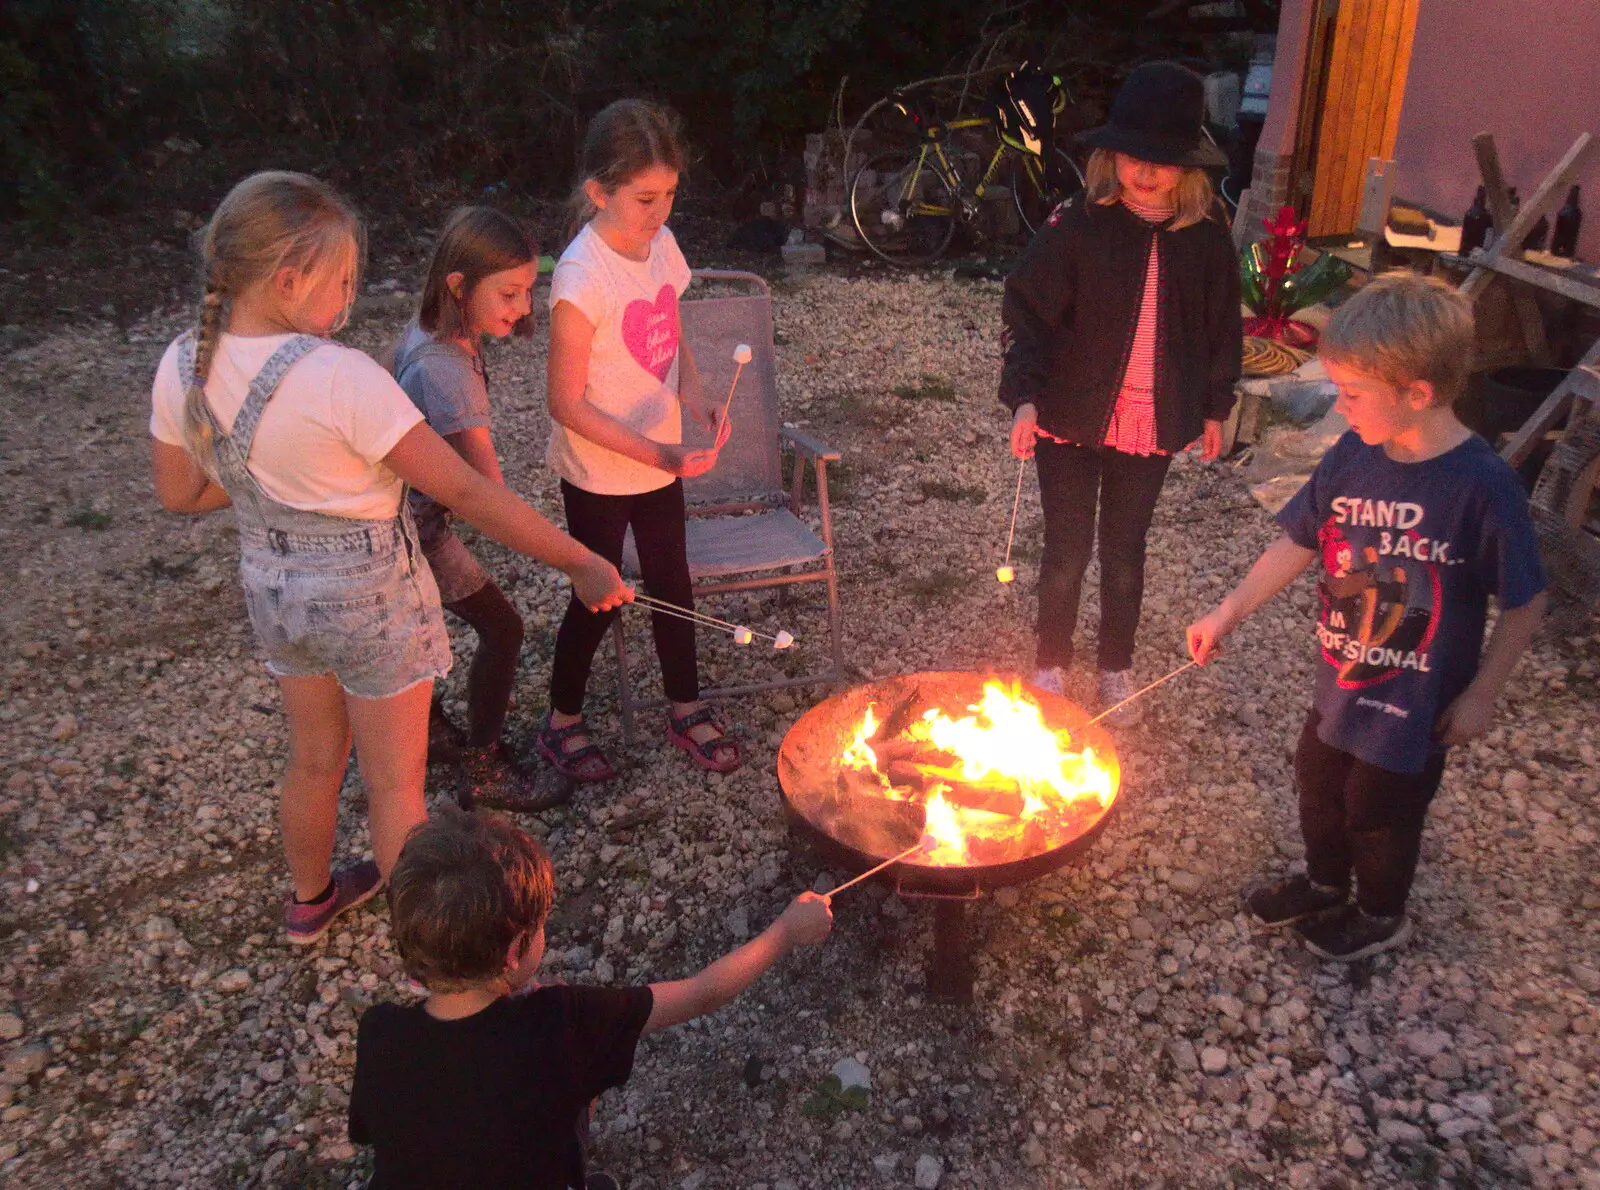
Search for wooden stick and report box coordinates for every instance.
[826,841,929,898]
[1085,660,1199,726]
[1002,452,1026,567]
[716,360,746,445]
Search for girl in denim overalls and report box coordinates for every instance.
[150,172,629,944]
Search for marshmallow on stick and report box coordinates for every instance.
[715,344,753,451]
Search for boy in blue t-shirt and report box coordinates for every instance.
[1187,272,1547,961]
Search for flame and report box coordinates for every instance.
[841,680,1118,866]
[921,790,969,863]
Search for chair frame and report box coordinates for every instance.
[611,270,846,741]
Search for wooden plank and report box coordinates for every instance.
[1496,133,1594,261]
[1308,0,1360,236]
[1466,252,1600,309]
[1499,340,1600,467]
[1308,0,1420,237]
[1334,0,1381,234]
[1353,0,1408,234]
[1377,0,1420,153]
[1463,133,1552,362]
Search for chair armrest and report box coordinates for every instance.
[779,424,842,462]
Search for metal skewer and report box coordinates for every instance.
[825,840,929,898]
[630,592,782,643]
[1084,660,1199,726]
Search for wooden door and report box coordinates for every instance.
[1301,0,1420,237]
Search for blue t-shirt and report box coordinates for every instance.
[1277,431,1546,773]
[392,322,491,544]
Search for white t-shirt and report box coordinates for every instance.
[150,333,424,520]
[547,223,693,495]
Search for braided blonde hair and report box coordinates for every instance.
[182,171,364,475]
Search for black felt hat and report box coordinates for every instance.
[1077,61,1227,169]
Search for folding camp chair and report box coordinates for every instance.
[610,270,846,740]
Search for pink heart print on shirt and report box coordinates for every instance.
[621,284,680,381]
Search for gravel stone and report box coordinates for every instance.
[0,271,1596,1190]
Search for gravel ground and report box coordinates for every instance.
[1,268,1598,1190]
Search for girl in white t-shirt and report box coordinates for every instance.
[541,100,741,780]
[150,171,628,945]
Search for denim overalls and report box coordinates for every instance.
[180,333,451,699]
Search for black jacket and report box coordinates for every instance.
[999,197,1242,451]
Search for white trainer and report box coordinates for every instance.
[1031,665,1068,696]
[1097,668,1143,725]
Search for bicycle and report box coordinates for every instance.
[848,67,1086,265]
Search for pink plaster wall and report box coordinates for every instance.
[1389,1,1598,260]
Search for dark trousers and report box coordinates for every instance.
[1296,710,1446,918]
[1034,439,1172,672]
[549,478,698,715]
[443,580,524,746]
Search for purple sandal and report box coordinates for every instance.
[534,716,617,783]
[667,706,743,774]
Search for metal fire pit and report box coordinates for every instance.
[778,671,1120,1003]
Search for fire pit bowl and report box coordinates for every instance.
[777,671,1121,1001]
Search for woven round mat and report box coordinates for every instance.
[1242,336,1312,377]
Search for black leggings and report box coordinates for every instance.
[1296,710,1446,918]
[549,479,698,715]
[443,580,525,746]
[1034,439,1172,672]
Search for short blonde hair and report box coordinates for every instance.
[1320,271,1476,405]
[1084,148,1215,230]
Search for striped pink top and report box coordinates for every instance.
[1103,196,1174,457]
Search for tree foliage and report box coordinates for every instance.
[0,0,1275,224]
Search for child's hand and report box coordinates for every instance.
[572,553,632,612]
[679,381,715,432]
[714,411,732,452]
[658,444,720,478]
[777,892,833,948]
[1435,685,1496,746]
[1199,419,1224,461]
[1010,403,1041,459]
[1186,607,1232,664]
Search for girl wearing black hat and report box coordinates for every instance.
[1000,61,1242,724]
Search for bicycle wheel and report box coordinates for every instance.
[849,148,959,266]
[1010,146,1087,237]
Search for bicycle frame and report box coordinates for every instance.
[893,117,1044,221]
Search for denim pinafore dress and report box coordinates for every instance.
[180,333,452,699]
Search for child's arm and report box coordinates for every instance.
[1435,591,1547,745]
[151,440,232,513]
[1187,534,1317,663]
[444,427,505,486]
[547,301,716,478]
[383,425,629,611]
[643,893,832,1034]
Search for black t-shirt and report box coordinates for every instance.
[349,984,654,1190]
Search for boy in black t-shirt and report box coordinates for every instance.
[349,810,833,1189]
[1188,273,1547,962]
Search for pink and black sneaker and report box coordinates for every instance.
[283,860,384,946]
